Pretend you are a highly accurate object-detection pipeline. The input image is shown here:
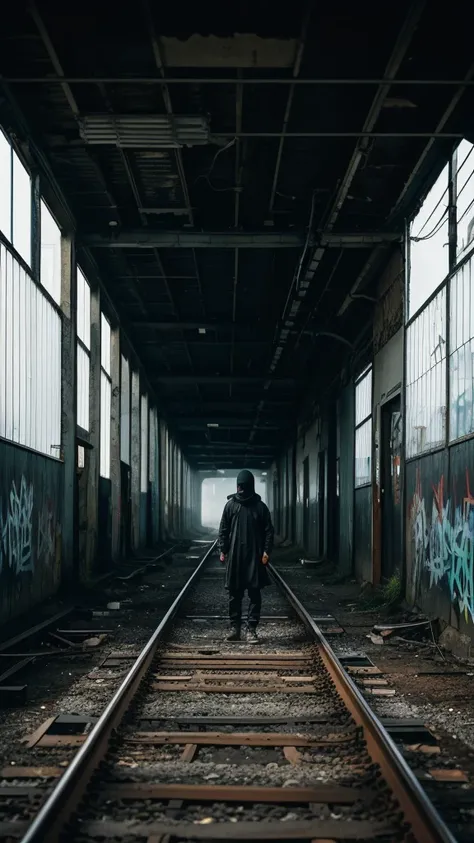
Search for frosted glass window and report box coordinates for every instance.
[12,150,31,267]
[40,200,61,304]
[0,131,12,240]
[409,164,449,318]
[77,268,91,348]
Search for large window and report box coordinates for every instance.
[0,242,61,456]
[406,289,446,458]
[77,268,91,431]
[406,139,474,455]
[354,366,372,487]
[450,253,474,440]
[408,163,449,319]
[0,130,31,266]
[456,140,474,260]
[40,200,61,304]
[100,314,112,478]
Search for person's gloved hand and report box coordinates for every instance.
[220,553,226,564]
[262,552,269,565]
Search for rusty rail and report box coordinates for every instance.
[19,539,217,843]
[268,562,457,843]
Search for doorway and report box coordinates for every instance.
[318,451,326,558]
[381,395,402,579]
[120,461,132,558]
[303,457,310,552]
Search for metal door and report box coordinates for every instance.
[381,396,402,579]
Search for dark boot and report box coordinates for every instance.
[227,625,241,641]
[247,626,258,644]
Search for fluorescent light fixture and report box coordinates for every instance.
[199,327,207,334]
[79,114,210,149]
[207,423,219,428]
[261,471,267,476]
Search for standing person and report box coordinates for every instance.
[218,470,274,643]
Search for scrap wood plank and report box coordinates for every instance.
[100,783,372,803]
[154,673,315,682]
[428,769,469,782]
[124,731,351,747]
[346,666,382,676]
[37,734,86,747]
[0,766,63,779]
[283,746,303,765]
[21,716,57,749]
[83,819,393,839]
[153,682,317,693]
[159,651,308,660]
[180,744,198,762]
[157,660,313,670]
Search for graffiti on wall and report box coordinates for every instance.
[410,469,474,623]
[0,476,58,577]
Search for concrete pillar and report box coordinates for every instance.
[60,234,77,583]
[110,326,121,559]
[85,283,101,579]
[130,370,140,551]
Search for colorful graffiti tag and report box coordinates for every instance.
[0,477,58,576]
[410,470,474,623]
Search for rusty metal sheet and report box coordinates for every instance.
[100,782,371,804]
[124,731,350,747]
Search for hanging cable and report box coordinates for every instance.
[194,138,237,192]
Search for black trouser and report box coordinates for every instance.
[229,586,262,628]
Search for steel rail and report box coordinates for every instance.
[269,563,457,843]
[19,539,217,843]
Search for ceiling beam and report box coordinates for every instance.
[154,375,296,385]
[132,322,235,331]
[7,76,474,87]
[83,231,400,249]
[188,444,275,451]
[179,423,282,430]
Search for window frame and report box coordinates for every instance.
[354,365,373,489]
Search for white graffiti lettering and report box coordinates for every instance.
[37,502,55,565]
[0,476,34,575]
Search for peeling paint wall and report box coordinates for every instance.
[0,439,62,624]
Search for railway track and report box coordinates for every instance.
[0,540,458,843]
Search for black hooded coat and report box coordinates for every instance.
[218,470,274,592]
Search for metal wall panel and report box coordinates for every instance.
[0,438,62,624]
[0,243,61,458]
[354,486,372,582]
[120,355,130,464]
[77,345,90,430]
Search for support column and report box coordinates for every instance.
[85,283,101,579]
[110,326,121,560]
[130,370,141,551]
[60,234,77,583]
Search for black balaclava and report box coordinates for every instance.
[236,469,256,502]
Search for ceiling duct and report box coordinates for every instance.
[79,114,210,148]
